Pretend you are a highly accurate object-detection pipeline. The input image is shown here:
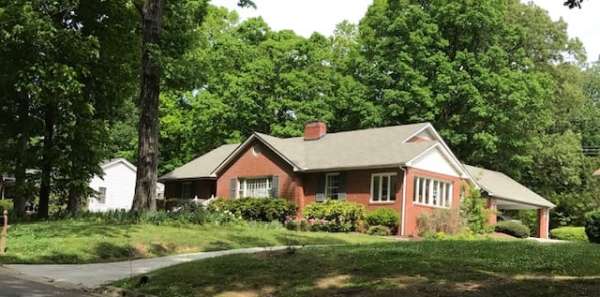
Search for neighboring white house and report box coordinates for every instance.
[88,158,164,212]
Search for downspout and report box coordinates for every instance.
[400,167,407,236]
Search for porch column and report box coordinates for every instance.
[486,198,497,225]
[537,208,550,239]
[293,175,305,219]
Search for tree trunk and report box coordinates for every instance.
[66,186,80,216]
[132,0,163,212]
[38,104,56,219]
[13,98,30,218]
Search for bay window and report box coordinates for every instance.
[413,176,452,208]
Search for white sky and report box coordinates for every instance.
[211,0,599,63]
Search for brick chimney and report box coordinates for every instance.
[304,121,327,141]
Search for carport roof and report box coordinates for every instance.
[465,165,555,209]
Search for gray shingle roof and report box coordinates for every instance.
[159,144,239,181]
[256,123,435,171]
[465,165,555,208]
[161,123,432,180]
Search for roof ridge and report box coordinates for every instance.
[255,122,431,141]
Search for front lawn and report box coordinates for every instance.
[115,240,600,297]
[0,220,389,264]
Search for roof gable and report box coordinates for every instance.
[407,145,463,177]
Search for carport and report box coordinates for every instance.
[465,165,555,239]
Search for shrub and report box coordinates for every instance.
[585,211,600,244]
[367,225,391,236]
[0,200,13,213]
[550,227,588,241]
[417,208,461,236]
[365,208,400,232]
[303,200,365,232]
[495,220,530,238]
[209,198,296,223]
[460,187,493,234]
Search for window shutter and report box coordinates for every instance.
[229,178,238,198]
[316,173,325,202]
[271,176,279,198]
[390,175,397,201]
[338,172,347,200]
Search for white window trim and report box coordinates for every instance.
[370,172,397,203]
[325,173,340,199]
[237,176,272,198]
[412,176,453,209]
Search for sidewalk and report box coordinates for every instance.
[4,246,293,288]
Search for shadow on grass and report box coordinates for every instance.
[118,241,600,297]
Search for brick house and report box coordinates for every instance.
[160,122,554,238]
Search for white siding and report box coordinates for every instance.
[88,162,137,212]
[410,147,461,177]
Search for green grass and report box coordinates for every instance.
[115,240,600,297]
[550,226,588,242]
[0,220,388,264]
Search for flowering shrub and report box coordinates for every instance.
[303,200,365,232]
[209,198,296,223]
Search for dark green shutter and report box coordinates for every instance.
[390,175,397,201]
[271,176,279,198]
[229,178,237,198]
[338,172,347,200]
[316,173,325,201]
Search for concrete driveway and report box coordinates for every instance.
[5,246,292,288]
[0,267,96,297]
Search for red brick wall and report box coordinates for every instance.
[216,141,299,203]
[403,167,463,237]
[302,168,404,214]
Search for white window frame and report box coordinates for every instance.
[412,176,453,208]
[370,172,397,203]
[325,173,340,199]
[238,177,272,198]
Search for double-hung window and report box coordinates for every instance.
[325,173,340,199]
[239,177,272,198]
[97,187,107,204]
[413,176,452,208]
[371,173,396,203]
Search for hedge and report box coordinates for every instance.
[303,200,365,232]
[209,197,296,223]
[585,211,600,244]
[495,220,530,238]
[550,226,588,242]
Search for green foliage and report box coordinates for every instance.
[417,208,462,236]
[0,200,13,213]
[303,200,365,232]
[495,221,531,239]
[584,210,600,244]
[365,208,400,232]
[550,227,588,242]
[460,188,493,234]
[208,198,296,223]
[366,225,391,236]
